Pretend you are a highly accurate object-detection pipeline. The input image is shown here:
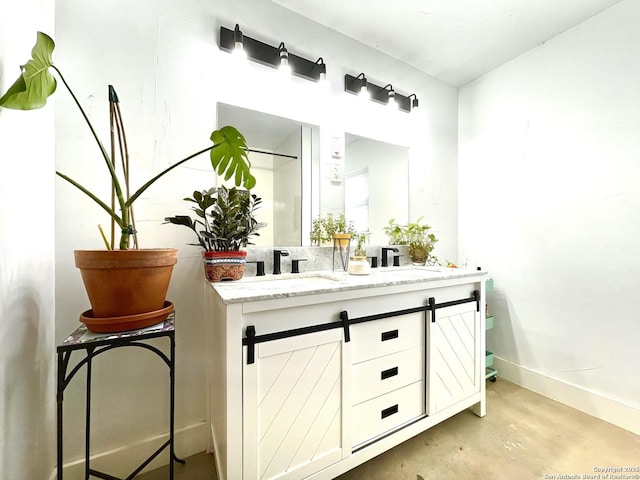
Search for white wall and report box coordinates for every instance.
[459,0,640,434]
[52,0,459,474]
[0,1,56,479]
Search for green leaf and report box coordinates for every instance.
[0,32,57,110]
[210,126,256,190]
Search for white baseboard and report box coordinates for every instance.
[47,421,208,480]
[493,356,640,436]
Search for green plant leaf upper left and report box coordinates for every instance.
[0,32,56,109]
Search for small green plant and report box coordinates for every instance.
[164,186,266,252]
[310,213,356,245]
[383,217,438,265]
[383,219,405,245]
[0,32,255,250]
[352,232,370,257]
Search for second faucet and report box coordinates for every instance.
[273,249,289,274]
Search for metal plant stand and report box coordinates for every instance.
[56,311,184,479]
[332,234,351,271]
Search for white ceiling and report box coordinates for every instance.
[271,0,623,86]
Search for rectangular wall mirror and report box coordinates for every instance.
[217,104,409,247]
[344,133,409,245]
[217,103,318,247]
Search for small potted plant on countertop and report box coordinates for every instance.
[348,231,371,275]
[0,32,256,331]
[310,213,356,271]
[164,186,266,282]
[384,217,438,266]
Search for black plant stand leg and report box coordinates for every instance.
[170,334,186,475]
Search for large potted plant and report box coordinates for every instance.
[0,32,256,331]
[165,186,266,282]
[384,217,438,266]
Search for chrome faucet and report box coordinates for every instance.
[381,247,399,267]
[273,249,289,275]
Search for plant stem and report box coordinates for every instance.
[125,145,218,207]
[56,171,123,225]
[52,65,126,229]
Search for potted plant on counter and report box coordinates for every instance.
[347,231,371,275]
[0,32,256,332]
[310,213,356,271]
[164,186,266,282]
[384,217,438,266]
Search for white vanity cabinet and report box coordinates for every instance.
[207,269,487,480]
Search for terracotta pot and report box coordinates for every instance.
[74,249,178,319]
[203,251,247,282]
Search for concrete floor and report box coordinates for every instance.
[139,379,640,480]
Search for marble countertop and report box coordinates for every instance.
[210,266,487,304]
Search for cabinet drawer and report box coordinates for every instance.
[351,312,423,364]
[352,347,423,405]
[351,381,424,448]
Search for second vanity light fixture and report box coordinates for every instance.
[219,24,328,83]
[344,73,418,113]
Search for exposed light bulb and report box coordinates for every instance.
[387,89,398,110]
[232,24,246,60]
[318,72,330,90]
[279,60,291,76]
[233,43,247,60]
[278,43,291,76]
[315,58,328,88]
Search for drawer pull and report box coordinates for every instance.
[381,404,399,419]
[381,366,399,380]
[381,329,399,342]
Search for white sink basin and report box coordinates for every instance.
[241,272,343,288]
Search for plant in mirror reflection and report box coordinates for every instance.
[353,232,370,257]
[384,217,439,265]
[310,213,356,245]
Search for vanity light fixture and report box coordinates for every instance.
[219,24,329,82]
[344,73,417,113]
[408,93,419,112]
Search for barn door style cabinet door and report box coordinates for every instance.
[427,300,483,415]
[242,329,345,480]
